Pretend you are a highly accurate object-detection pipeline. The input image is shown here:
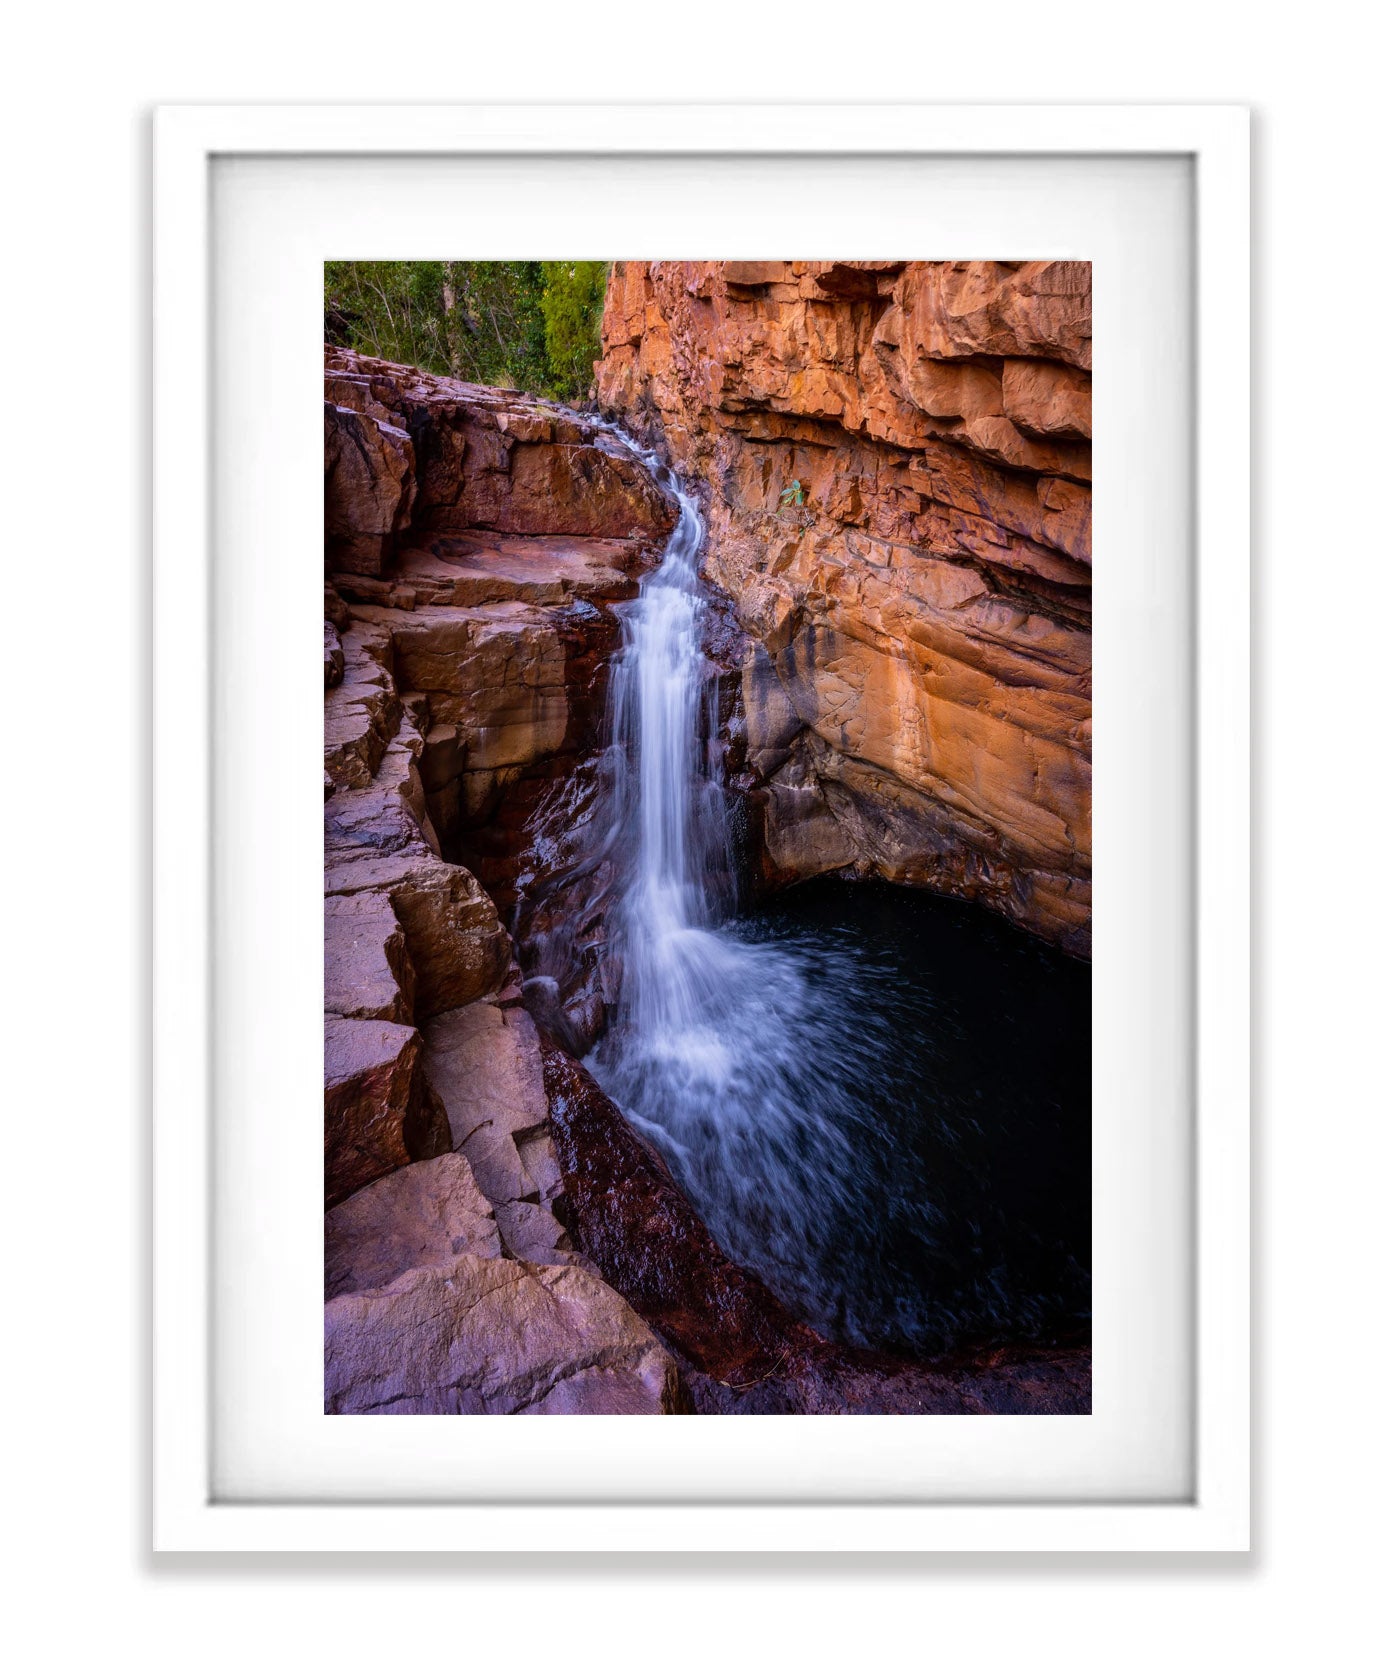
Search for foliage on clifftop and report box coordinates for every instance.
[324,260,609,402]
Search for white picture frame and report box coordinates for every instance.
[153,102,1250,1553]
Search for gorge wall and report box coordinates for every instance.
[322,345,1089,1415]
[324,352,687,1412]
[596,261,1092,954]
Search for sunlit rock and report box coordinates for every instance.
[596,260,1092,954]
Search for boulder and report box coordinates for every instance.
[325,1152,502,1298]
[324,1250,683,1415]
[323,890,413,1023]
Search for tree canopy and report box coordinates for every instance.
[323,260,610,403]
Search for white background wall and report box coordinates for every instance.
[4,4,1390,1673]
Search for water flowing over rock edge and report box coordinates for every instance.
[565,430,1088,1362]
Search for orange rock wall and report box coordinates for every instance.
[596,261,1092,953]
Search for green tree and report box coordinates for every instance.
[324,260,608,402]
[540,261,610,401]
[323,260,455,371]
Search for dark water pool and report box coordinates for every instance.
[708,879,1091,1360]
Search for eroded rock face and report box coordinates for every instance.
[325,349,673,567]
[421,999,576,1266]
[324,352,677,1018]
[323,1015,449,1209]
[322,610,511,1209]
[323,351,677,1210]
[324,350,684,1410]
[324,1149,682,1415]
[596,261,1092,953]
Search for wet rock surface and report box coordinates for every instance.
[543,1043,1088,1414]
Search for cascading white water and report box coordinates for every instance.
[572,432,1090,1359]
[584,445,930,1345]
[597,471,745,1085]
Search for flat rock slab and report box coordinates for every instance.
[325,1153,502,1299]
[324,1250,682,1415]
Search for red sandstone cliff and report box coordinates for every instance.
[596,261,1091,954]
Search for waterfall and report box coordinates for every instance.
[570,432,1089,1361]
[584,443,920,1347]
[596,463,743,1082]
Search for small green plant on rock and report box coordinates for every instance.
[779,478,806,510]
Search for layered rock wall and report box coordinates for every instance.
[323,351,684,1413]
[596,261,1092,952]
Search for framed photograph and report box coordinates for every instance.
[153,103,1249,1551]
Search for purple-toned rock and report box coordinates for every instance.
[324,1250,683,1415]
[325,1153,502,1299]
[323,1016,449,1208]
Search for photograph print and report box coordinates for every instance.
[323,259,1091,1415]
